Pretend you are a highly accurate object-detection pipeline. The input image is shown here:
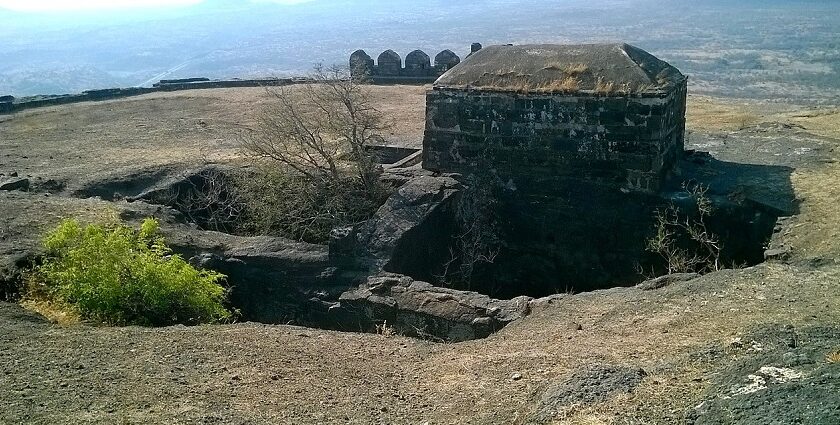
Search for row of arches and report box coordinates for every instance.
[350,49,462,78]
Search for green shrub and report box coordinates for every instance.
[32,218,231,326]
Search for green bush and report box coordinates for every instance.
[32,218,231,326]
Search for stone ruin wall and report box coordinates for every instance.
[0,95,13,113]
[421,83,688,293]
[349,43,482,83]
[0,78,307,116]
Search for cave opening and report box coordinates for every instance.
[382,157,795,301]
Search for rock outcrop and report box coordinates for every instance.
[527,364,647,423]
[332,174,461,283]
[0,178,29,192]
[338,273,532,342]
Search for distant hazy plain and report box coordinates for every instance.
[1,0,838,103]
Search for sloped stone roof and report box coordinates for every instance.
[434,43,685,94]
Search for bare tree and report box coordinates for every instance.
[647,183,723,274]
[240,64,385,191]
[236,65,391,242]
[169,168,245,233]
[439,173,502,288]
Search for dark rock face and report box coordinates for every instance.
[687,325,840,425]
[167,228,361,327]
[0,178,29,192]
[0,253,31,302]
[333,174,462,283]
[470,42,483,54]
[109,200,357,327]
[338,273,532,342]
[527,364,647,423]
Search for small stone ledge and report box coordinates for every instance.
[338,273,532,342]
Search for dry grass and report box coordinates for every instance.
[594,77,616,95]
[471,65,670,94]
[471,71,536,93]
[475,72,581,94]
[787,108,840,139]
[20,298,81,326]
[826,349,840,364]
[375,320,396,337]
[686,96,764,132]
[542,63,590,76]
[634,83,656,93]
[537,77,581,93]
[0,85,428,194]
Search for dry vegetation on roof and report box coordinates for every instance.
[536,76,581,93]
[460,66,663,95]
[594,77,617,95]
[541,62,589,76]
[470,67,583,94]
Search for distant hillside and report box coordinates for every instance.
[1,0,838,102]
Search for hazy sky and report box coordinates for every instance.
[0,0,312,12]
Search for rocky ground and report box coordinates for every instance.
[1,87,839,424]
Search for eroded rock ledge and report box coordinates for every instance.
[339,273,532,342]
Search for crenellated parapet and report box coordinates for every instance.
[350,44,479,82]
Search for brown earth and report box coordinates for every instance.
[1,87,839,424]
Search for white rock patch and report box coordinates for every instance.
[730,366,805,396]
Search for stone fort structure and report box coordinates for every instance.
[349,43,483,82]
[422,43,689,294]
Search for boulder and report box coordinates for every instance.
[764,246,792,262]
[378,166,435,188]
[527,364,647,423]
[0,178,29,192]
[636,272,699,290]
[0,252,31,302]
[687,325,840,424]
[167,229,360,326]
[338,273,532,342]
[332,175,461,282]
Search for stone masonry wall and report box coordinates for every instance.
[350,48,465,83]
[421,84,688,292]
[423,83,687,193]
